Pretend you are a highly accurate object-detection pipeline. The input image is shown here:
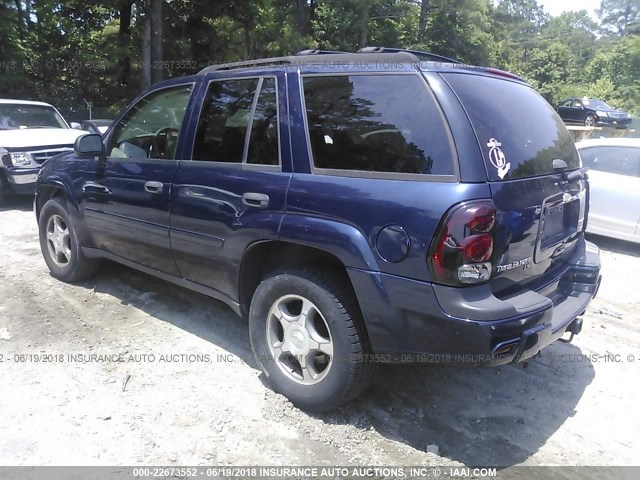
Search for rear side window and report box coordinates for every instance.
[580,146,640,177]
[247,78,279,165]
[302,75,455,176]
[444,73,580,181]
[193,77,279,165]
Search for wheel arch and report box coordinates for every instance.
[36,181,92,247]
[238,240,365,321]
[35,181,73,220]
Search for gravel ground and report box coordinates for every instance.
[0,196,639,471]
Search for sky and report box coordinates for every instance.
[537,0,602,21]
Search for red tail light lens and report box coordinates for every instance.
[462,234,493,263]
[466,204,495,234]
[428,201,496,286]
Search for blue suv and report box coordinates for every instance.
[35,49,602,411]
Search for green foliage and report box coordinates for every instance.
[598,0,640,35]
[0,0,639,118]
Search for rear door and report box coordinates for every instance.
[557,99,574,122]
[443,73,586,294]
[569,99,584,123]
[170,74,290,300]
[579,145,640,237]
[82,83,194,274]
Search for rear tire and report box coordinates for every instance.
[38,197,100,282]
[249,267,376,411]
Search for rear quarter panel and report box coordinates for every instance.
[283,174,491,281]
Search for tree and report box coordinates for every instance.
[1,0,640,118]
[418,0,428,42]
[417,0,493,65]
[149,0,163,83]
[494,0,549,70]
[117,0,134,88]
[598,0,640,35]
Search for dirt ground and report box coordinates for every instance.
[0,196,639,472]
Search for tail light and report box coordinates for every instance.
[428,201,496,286]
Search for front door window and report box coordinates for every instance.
[108,85,193,160]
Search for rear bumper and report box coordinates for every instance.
[348,237,601,365]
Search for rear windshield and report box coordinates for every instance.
[443,73,580,181]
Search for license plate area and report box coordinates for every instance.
[534,192,581,263]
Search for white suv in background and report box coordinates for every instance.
[0,99,88,202]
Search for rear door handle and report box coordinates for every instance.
[144,181,164,194]
[241,192,269,209]
[82,181,111,195]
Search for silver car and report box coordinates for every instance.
[576,138,640,244]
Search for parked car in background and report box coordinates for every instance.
[79,119,112,135]
[577,138,640,244]
[35,49,601,411]
[0,99,88,202]
[556,97,632,129]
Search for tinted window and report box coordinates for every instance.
[193,79,258,162]
[445,73,580,181]
[109,85,193,160]
[303,75,455,175]
[247,78,279,165]
[580,146,640,177]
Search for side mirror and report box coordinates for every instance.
[74,134,105,158]
[70,122,82,129]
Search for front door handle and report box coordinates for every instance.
[241,192,270,209]
[82,181,111,195]
[144,181,164,194]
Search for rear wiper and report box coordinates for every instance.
[553,159,588,182]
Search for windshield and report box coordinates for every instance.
[0,104,68,130]
[443,73,581,181]
[583,99,613,110]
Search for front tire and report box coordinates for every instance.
[249,267,375,411]
[38,197,100,282]
[585,114,595,127]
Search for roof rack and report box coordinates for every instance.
[296,49,348,55]
[357,46,460,64]
[197,46,459,74]
[199,57,292,74]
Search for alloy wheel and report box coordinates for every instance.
[46,214,72,267]
[266,294,334,385]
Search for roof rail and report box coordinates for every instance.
[296,49,348,56]
[357,46,460,64]
[199,57,292,74]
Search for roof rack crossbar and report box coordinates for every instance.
[357,46,460,64]
[296,49,348,56]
